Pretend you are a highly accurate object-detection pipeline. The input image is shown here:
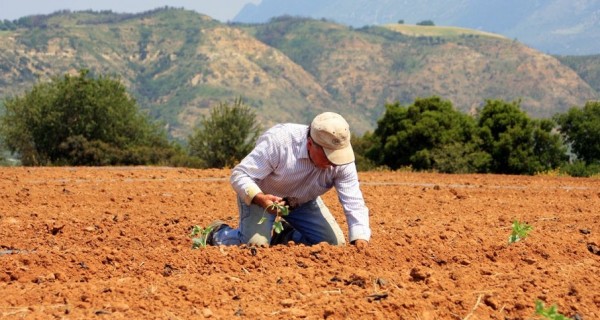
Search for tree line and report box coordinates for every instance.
[356,97,600,177]
[1,70,599,177]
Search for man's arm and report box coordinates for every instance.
[334,163,371,243]
[230,129,280,205]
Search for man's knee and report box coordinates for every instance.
[247,233,270,246]
[326,234,346,246]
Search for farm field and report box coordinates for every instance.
[0,167,599,319]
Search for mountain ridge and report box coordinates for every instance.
[0,9,597,140]
[234,0,600,55]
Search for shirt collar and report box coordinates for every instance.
[299,135,310,159]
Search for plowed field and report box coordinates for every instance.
[1,167,599,319]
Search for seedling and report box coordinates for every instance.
[535,300,568,320]
[508,219,532,244]
[190,225,214,249]
[258,202,289,234]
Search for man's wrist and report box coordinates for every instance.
[244,184,263,205]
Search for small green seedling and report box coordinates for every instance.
[190,225,214,249]
[258,202,289,234]
[535,300,569,320]
[508,219,532,244]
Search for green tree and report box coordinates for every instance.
[477,100,566,174]
[416,20,435,26]
[554,101,600,164]
[368,96,485,172]
[0,69,177,166]
[188,97,262,168]
[351,131,379,171]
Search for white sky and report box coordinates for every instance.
[0,0,261,22]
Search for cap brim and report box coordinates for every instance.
[323,145,355,166]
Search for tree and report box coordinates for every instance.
[188,97,262,168]
[416,20,435,26]
[477,99,566,174]
[351,131,379,171]
[554,101,600,164]
[0,69,176,166]
[368,96,484,172]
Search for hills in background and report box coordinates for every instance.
[0,8,598,141]
[235,0,600,55]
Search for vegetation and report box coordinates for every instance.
[416,20,435,26]
[0,66,598,177]
[534,300,569,320]
[0,69,182,166]
[556,54,600,94]
[190,225,213,249]
[508,220,533,244]
[477,100,567,175]
[364,97,567,175]
[0,10,596,138]
[554,101,600,177]
[188,97,262,168]
[1,10,599,175]
[258,202,290,234]
[367,97,485,172]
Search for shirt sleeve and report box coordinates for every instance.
[334,163,371,242]
[230,128,280,205]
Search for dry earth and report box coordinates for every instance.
[1,167,599,319]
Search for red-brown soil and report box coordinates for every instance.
[1,167,599,319]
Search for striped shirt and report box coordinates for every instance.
[230,123,371,241]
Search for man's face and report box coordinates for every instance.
[308,137,335,169]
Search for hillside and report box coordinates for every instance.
[0,9,598,140]
[242,17,596,123]
[235,0,600,55]
[0,9,340,139]
[556,54,600,94]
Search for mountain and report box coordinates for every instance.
[556,54,600,94]
[234,0,600,55]
[0,9,597,141]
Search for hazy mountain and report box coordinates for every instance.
[0,9,597,140]
[235,0,600,55]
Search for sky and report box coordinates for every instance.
[0,0,261,22]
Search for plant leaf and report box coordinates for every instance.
[190,225,202,237]
[258,216,266,225]
[273,221,284,234]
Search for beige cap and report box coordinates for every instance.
[310,112,355,165]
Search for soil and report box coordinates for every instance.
[1,167,599,319]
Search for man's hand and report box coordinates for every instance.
[252,193,283,214]
[351,239,369,250]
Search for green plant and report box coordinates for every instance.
[0,69,174,166]
[535,300,569,320]
[190,225,214,249]
[508,220,532,244]
[188,97,262,168]
[258,202,289,234]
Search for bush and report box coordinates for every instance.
[188,97,262,168]
[0,69,177,166]
[554,101,600,165]
[560,160,600,177]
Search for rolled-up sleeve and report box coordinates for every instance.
[334,164,371,242]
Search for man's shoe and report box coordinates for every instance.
[192,220,228,248]
[270,220,296,246]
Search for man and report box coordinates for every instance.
[203,112,370,249]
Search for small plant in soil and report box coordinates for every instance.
[508,219,532,244]
[258,202,289,234]
[534,300,569,320]
[190,225,213,249]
